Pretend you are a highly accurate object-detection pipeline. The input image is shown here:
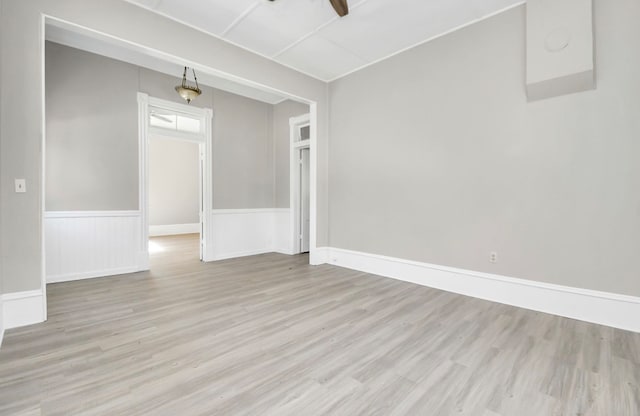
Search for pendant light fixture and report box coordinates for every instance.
[175,66,202,104]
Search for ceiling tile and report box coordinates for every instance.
[319,0,480,63]
[152,0,258,36]
[126,0,162,9]
[276,33,367,80]
[225,0,338,57]
[469,0,524,18]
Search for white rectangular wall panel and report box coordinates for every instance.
[274,209,293,255]
[207,209,292,261]
[526,0,595,100]
[45,211,146,283]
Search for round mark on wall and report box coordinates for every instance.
[545,28,571,53]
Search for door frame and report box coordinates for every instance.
[137,93,213,267]
[290,113,311,254]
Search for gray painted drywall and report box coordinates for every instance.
[46,42,280,212]
[273,100,310,208]
[1,0,328,294]
[212,89,274,209]
[149,138,200,226]
[46,42,139,211]
[329,1,640,297]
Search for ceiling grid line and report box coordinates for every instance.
[221,1,262,37]
[271,0,372,59]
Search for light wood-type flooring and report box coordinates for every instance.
[1,234,639,415]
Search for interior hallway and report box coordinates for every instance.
[0,236,638,415]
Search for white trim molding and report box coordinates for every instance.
[0,296,4,346]
[45,210,141,218]
[149,223,200,237]
[290,113,312,255]
[321,247,640,333]
[138,93,213,264]
[2,290,46,330]
[310,247,330,266]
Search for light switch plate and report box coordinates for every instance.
[15,179,26,193]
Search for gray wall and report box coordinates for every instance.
[149,138,200,226]
[328,1,640,296]
[273,100,310,208]
[46,42,139,210]
[212,89,274,209]
[46,41,283,212]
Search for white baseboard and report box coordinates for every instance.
[310,247,330,265]
[47,266,145,284]
[211,248,274,261]
[323,247,640,333]
[2,290,46,330]
[149,223,200,237]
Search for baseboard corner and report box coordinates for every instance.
[310,247,330,265]
[2,289,46,330]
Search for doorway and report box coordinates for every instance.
[290,114,311,254]
[299,147,311,253]
[148,135,202,265]
[138,93,213,268]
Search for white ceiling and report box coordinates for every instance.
[125,0,524,81]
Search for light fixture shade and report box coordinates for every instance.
[175,67,202,104]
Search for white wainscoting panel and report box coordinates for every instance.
[207,209,292,261]
[149,223,200,237]
[45,211,146,283]
[2,290,46,330]
[274,209,293,255]
[322,247,640,333]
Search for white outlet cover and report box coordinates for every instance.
[15,179,26,193]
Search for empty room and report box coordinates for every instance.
[0,0,638,415]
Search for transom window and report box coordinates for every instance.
[149,107,202,135]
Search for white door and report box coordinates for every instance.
[300,148,310,253]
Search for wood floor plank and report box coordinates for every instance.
[0,234,639,415]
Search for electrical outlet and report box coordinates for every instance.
[490,252,498,263]
[14,179,26,193]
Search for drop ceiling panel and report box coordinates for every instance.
[225,0,338,57]
[277,34,367,81]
